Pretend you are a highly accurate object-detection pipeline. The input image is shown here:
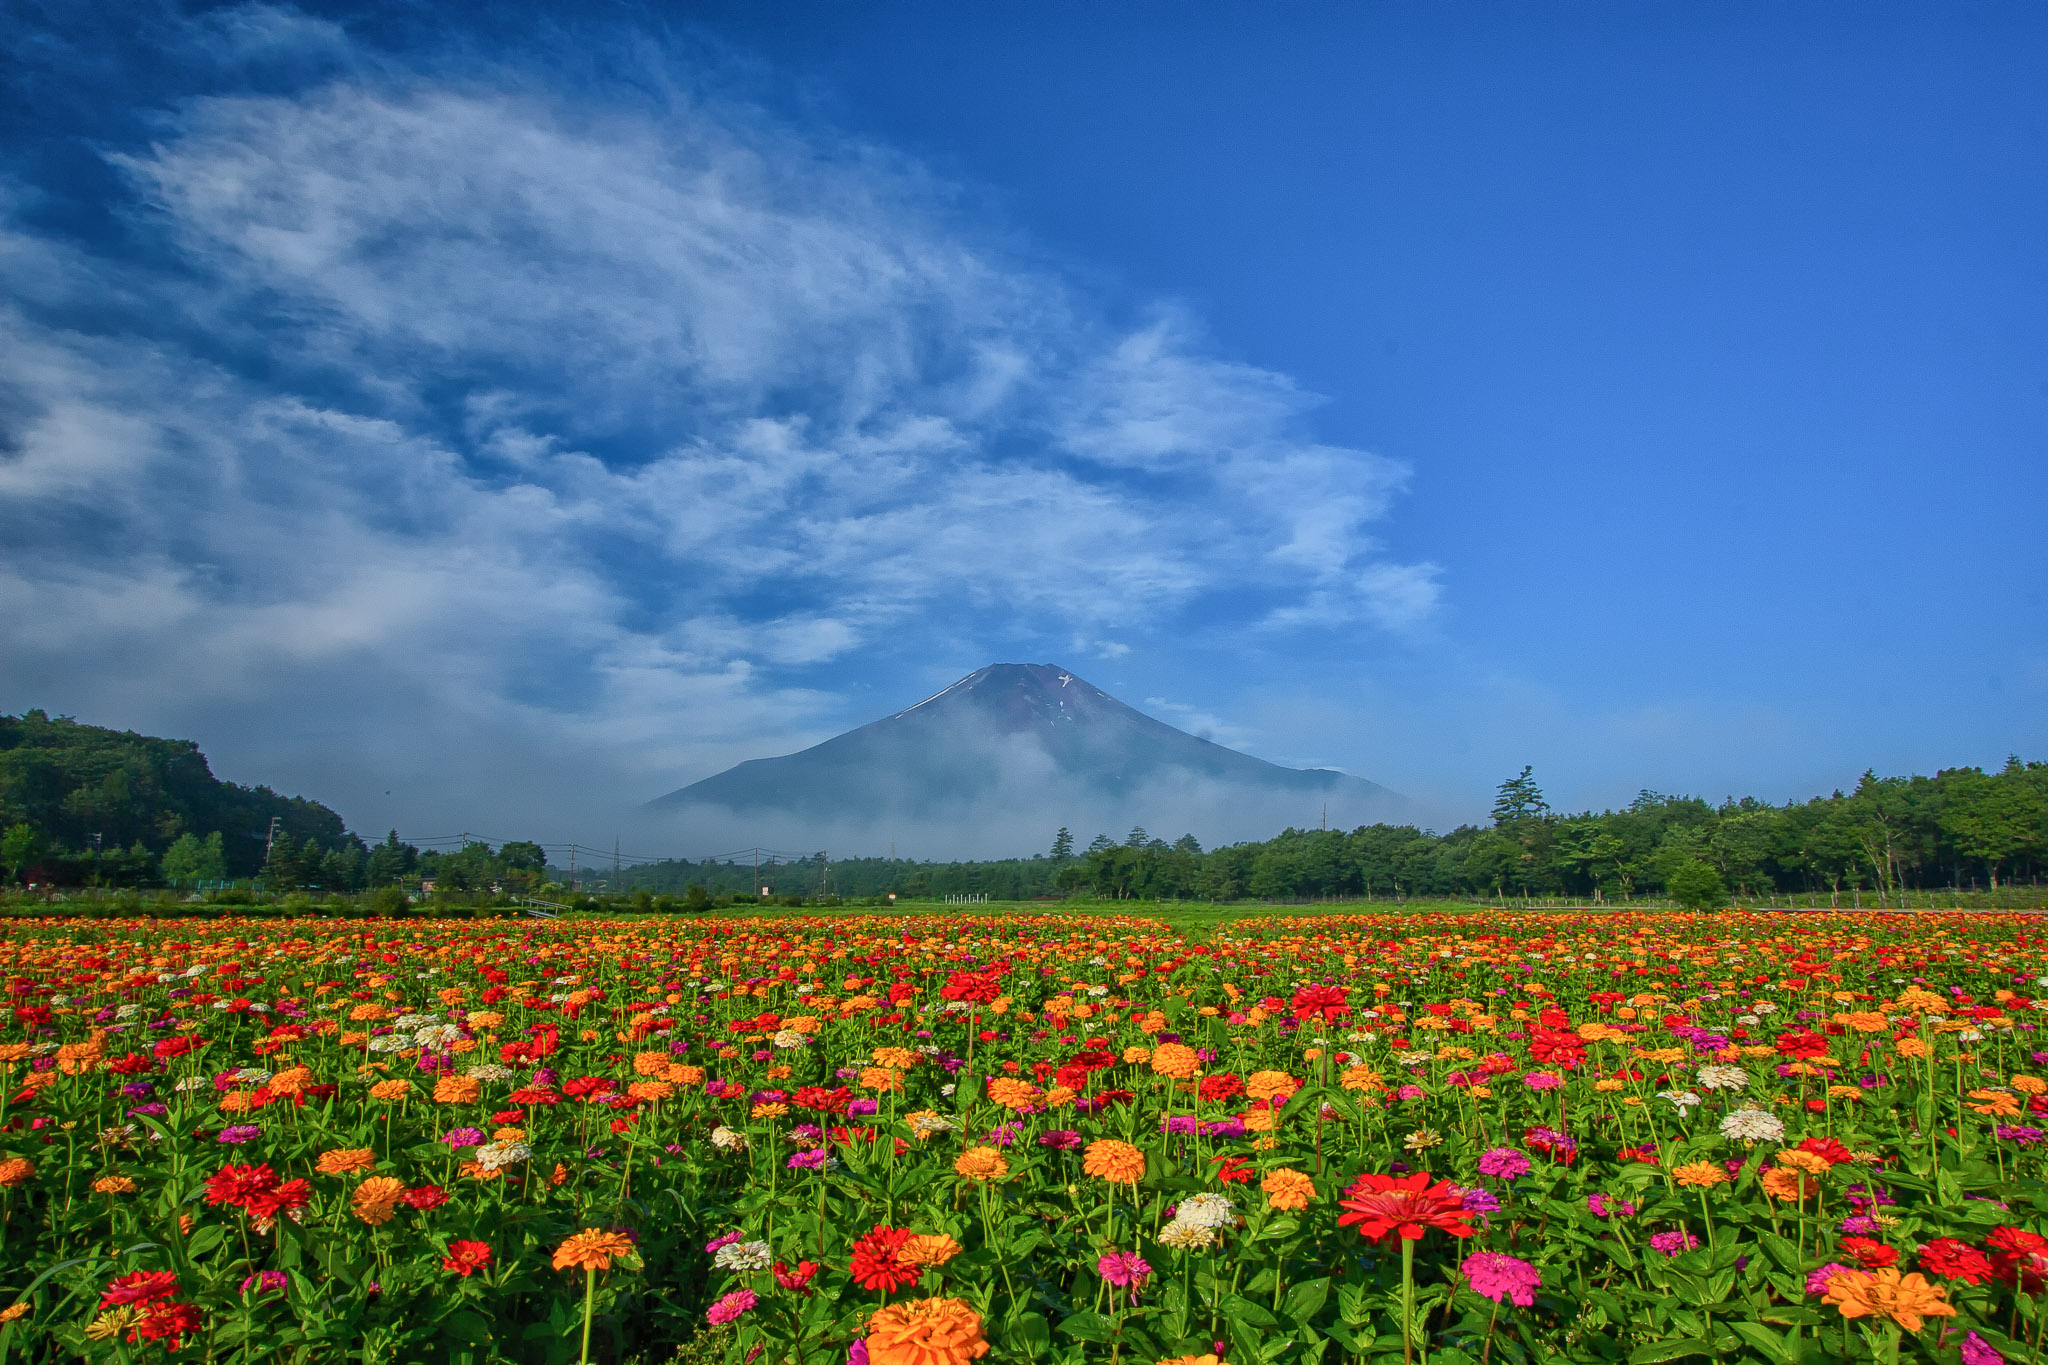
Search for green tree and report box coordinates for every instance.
[1491,766,1550,824]
[1666,858,1728,912]
[1,822,40,884]
[1049,828,1074,863]
[161,831,227,884]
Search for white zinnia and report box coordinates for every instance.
[1174,1193,1237,1229]
[1719,1108,1785,1142]
[713,1240,773,1272]
[1695,1065,1749,1092]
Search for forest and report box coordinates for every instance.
[3,709,2043,904]
[615,758,2048,906]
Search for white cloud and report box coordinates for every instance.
[0,15,1437,839]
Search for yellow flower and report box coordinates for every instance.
[0,1158,33,1187]
[1967,1089,2021,1117]
[953,1146,1010,1182]
[1777,1149,1831,1176]
[91,1175,137,1195]
[1122,1046,1152,1066]
[751,1102,790,1121]
[2013,1074,2047,1095]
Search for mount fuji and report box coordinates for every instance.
[648,664,1404,848]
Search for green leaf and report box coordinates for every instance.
[1725,1322,1797,1365]
[1056,1311,1113,1343]
[1011,1311,1052,1356]
[1283,1275,1331,1325]
[1757,1232,1804,1275]
[1627,1339,1714,1364]
[1220,1294,1280,1329]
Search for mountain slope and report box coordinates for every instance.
[648,664,1401,840]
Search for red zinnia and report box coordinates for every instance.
[849,1225,921,1293]
[1796,1137,1854,1167]
[774,1259,820,1293]
[1335,1171,1476,1244]
[1211,1155,1255,1185]
[133,1301,202,1350]
[100,1271,181,1309]
[441,1240,493,1277]
[204,1163,279,1210]
[1291,985,1350,1024]
[1528,1028,1587,1067]
[1840,1236,1897,1269]
[1987,1227,2048,1292]
[1774,1030,1830,1060]
[1199,1073,1245,1104]
[402,1185,450,1211]
[1919,1238,1994,1285]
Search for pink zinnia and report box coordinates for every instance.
[706,1288,757,1325]
[1476,1148,1531,1180]
[1523,1071,1562,1091]
[1097,1250,1152,1303]
[1462,1251,1541,1307]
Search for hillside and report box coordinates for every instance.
[0,710,351,878]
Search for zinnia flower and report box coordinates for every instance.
[1672,1161,1728,1188]
[1918,1238,1993,1285]
[351,1176,407,1227]
[863,1296,990,1365]
[1822,1268,1957,1333]
[706,1289,757,1326]
[849,1225,921,1293]
[552,1229,637,1272]
[1335,1171,1475,1244]
[901,1235,962,1268]
[1261,1168,1315,1212]
[315,1148,377,1176]
[441,1241,492,1277]
[1082,1139,1147,1185]
[1098,1250,1152,1303]
[1462,1251,1541,1307]
[953,1146,1009,1181]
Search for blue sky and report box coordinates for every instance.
[2,2,2043,851]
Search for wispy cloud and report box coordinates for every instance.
[0,6,1437,838]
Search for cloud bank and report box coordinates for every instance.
[0,7,1437,850]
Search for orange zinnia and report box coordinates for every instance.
[1671,1162,1728,1189]
[1082,1139,1147,1185]
[864,1295,989,1365]
[953,1146,1009,1182]
[350,1176,407,1226]
[552,1228,637,1272]
[1150,1043,1201,1080]
[1261,1168,1316,1212]
[315,1148,377,1176]
[433,1075,483,1105]
[1822,1268,1957,1333]
[900,1233,963,1267]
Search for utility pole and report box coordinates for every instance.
[819,850,828,897]
[264,817,282,860]
[613,838,620,889]
[568,844,576,891]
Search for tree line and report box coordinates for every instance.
[613,758,2048,907]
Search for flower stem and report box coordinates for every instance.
[578,1266,596,1365]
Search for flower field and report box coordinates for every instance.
[3,909,2048,1365]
